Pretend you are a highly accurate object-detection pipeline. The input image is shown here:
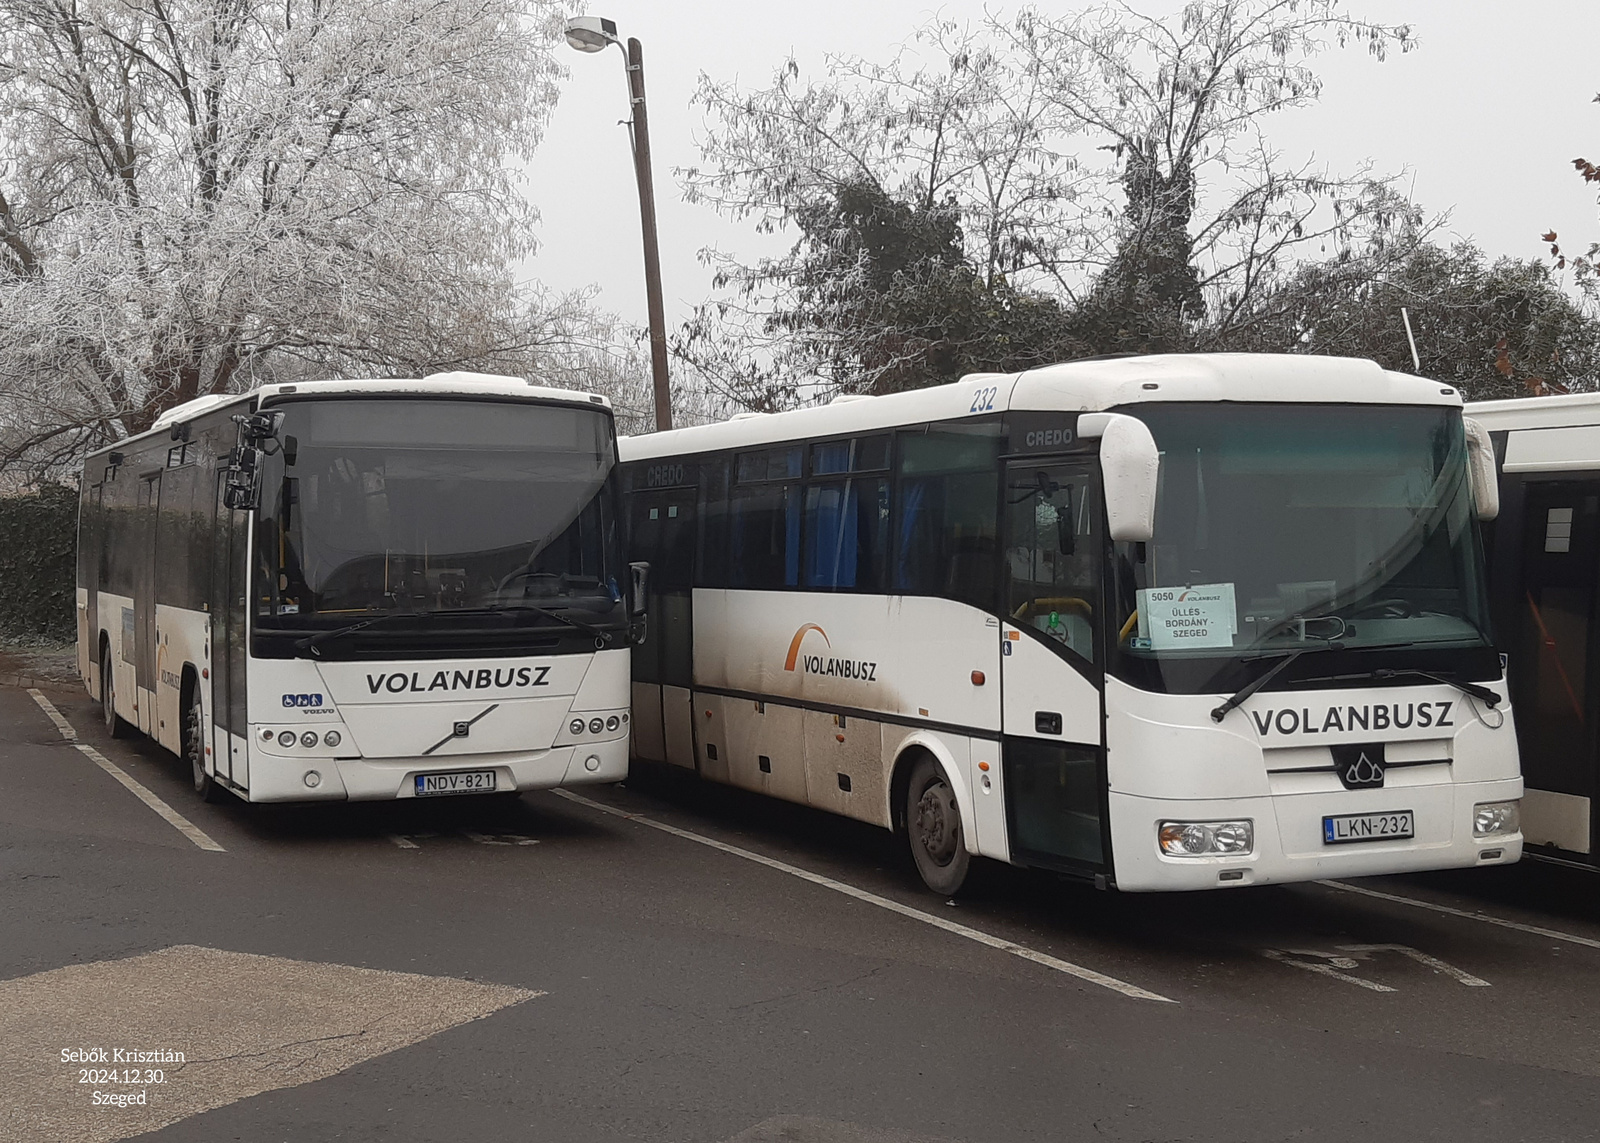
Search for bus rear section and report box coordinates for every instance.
[76,374,639,804]
[620,354,1523,894]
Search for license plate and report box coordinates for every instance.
[1323,810,1414,844]
[414,770,497,797]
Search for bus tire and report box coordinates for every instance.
[184,682,225,804]
[904,755,970,896]
[100,643,131,739]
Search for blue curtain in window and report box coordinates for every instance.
[895,478,928,590]
[806,483,859,588]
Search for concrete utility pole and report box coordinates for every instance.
[565,16,673,432]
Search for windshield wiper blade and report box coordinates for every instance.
[296,611,425,658]
[1371,668,1501,707]
[1211,649,1310,724]
[491,603,617,643]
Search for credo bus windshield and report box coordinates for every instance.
[1110,403,1492,693]
[254,398,621,629]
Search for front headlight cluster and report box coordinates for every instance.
[1473,800,1520,837]
[1158,819,1254,857]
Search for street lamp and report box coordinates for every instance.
[565,15,673,432]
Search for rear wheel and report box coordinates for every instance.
[185,685,225,803]
[100,645,131,739]
[905,755,970,896]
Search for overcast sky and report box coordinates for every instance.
[522,0,1600,334]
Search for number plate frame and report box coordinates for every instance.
[1322,810,1415,845]
[414,770,497,797]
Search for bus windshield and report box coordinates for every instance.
[253,398,621,633]
[1110,402,1492,693]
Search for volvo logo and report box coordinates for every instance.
[1331,743,1386,790]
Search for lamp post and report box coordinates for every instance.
[565,15,672,432]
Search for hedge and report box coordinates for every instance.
[0,483,78,642]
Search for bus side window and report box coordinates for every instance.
[698,456,730,588]
[893,427,1000,611]
[730,446,802,590]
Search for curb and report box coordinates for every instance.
[0,673,78,693]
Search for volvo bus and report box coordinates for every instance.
[77,373,641,804]
[1467,392,1600,869]
[620,354,1522,894]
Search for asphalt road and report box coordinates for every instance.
[4,682,1600,1142]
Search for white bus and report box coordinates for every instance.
[77,373,642,804]
[1465,392,1600,869]
[620,354,1523,894]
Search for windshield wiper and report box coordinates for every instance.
[1210,650,1311,723]
[296,611,426,658]
[293,602,619,659]
[1356,668,1501,707]
[488,603,618,643]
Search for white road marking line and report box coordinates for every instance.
[553,789,1174,1004]
[28,689,225,852]
[1261,948,1397,992]
[1337,943,1490,987]
[1317,878,1600,952]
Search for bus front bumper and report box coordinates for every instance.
[1105,778,1523,892]
[244,737,629,802]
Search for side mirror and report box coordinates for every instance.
[629,561,651,619]
[1462,416,1499,521]
[1079,412,1159,543]
[282,434,299,466]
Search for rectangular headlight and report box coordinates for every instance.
[1158,819,1254,857]
[1473,800,1520,837]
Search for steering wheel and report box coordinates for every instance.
[495,568,562,593]
[1349,598,1415,619]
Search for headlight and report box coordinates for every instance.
[606,715,620,732]
[1473,800,1520,837]
[1158,819,1254,857]
[277,730,296,748]
[569,718,585,736]
[323,730,341,748]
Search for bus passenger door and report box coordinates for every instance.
[210,473,251,789]
[629,489,698,767]
[1511,482,1598,856]
[998,458,1108,872]
[136,472,160,734]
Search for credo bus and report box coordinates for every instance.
[1466,391,1600,869]
[78,372,644,805]
[620,353,1523,894]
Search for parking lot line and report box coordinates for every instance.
[1317,879,1600,951]
[28,689,225,853]
[553,789,1174,1004]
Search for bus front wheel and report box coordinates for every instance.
[100,645,131,739]
[185,686,225,804]
[905,756,970,896]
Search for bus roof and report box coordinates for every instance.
[114,372,609,453]
[622,353,1459,461]
[1465,391,1600,431]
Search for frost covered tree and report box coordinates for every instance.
[681,0,1430,405]
[0,0,570,477]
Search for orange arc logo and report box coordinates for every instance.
[784,624,830,671]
